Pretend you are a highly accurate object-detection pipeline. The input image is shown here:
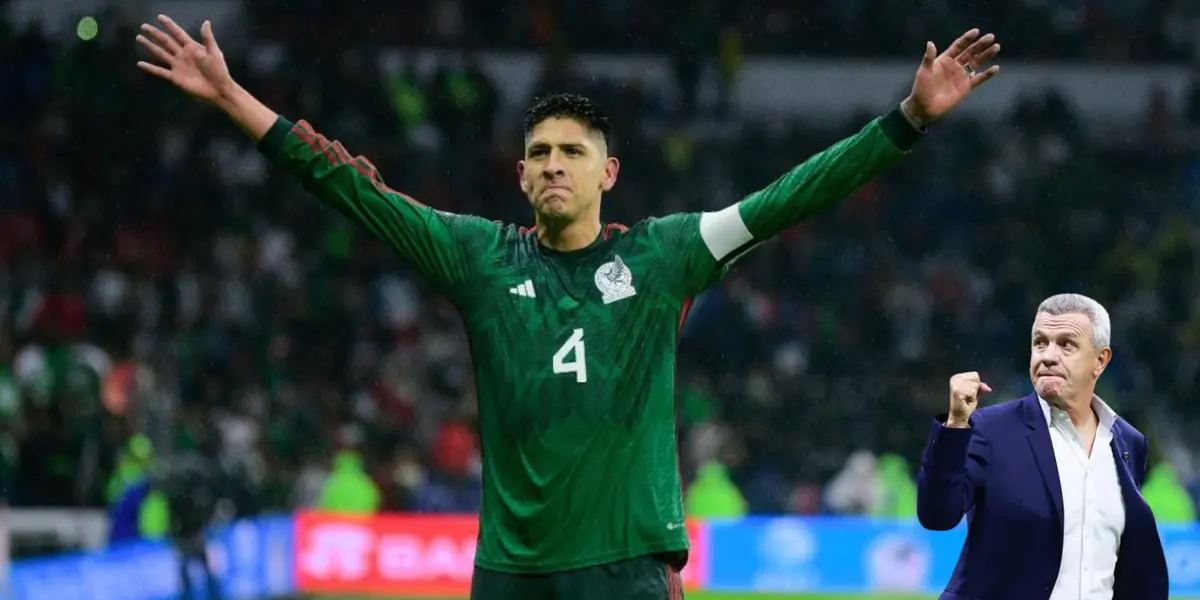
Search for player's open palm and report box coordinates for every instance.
[136,16,232,105]
[906,29,1001,123]
[947,371,992,426]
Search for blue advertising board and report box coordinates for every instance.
[6,513,1199,599]
[705,516,1200,596]
[1164,525,1200,593]
[7,515,294,600]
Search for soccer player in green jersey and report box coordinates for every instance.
[136,15,1000,600]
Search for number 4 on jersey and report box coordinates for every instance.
[552,328,588,383]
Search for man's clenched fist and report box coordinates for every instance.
[947,371,992,428]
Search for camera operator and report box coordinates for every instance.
[156,450,225,600]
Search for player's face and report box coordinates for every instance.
[518,118,619,224]
[1029,312,1110,402]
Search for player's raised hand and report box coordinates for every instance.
[902,29,1001,125]
[947,371,992,428]
[136,16,232,105]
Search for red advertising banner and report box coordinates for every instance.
[294,512,708,596]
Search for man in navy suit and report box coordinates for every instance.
[917,293,1169,600]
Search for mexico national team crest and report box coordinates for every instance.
[595,256,637,304]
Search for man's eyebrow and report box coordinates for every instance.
[1031,328,1081,339]
[525,141,588,152]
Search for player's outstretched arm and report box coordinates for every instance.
[686,30,1001,275]
[136,16,493,296]
[649,30,1000,297]
[136,16,274,139]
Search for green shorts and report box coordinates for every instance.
[470,553,686,600]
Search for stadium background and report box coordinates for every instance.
[2,0,1200,598]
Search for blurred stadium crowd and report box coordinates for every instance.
[1,0,1199,544]
[245,0,1200,61]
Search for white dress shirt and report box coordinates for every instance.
[1040,396,1126,600]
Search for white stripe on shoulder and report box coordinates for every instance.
[699,204,754,261]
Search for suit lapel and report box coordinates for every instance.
[1022,395,1065,527]
[1109,423,1134,489]
[1109,420,1151,597]
[1109,422,1145,518]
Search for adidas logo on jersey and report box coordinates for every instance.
[509,280,536,298]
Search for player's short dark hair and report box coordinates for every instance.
[524,93,612,148]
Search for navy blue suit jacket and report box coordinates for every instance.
[916,394,1169,600]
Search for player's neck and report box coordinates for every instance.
[536,217,602,252]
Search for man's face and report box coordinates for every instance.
[1029,312,1111,402]
[518,117,618,224]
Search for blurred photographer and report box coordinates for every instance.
[156,449,225,600]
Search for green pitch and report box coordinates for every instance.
[314,593,1200,600]
[315,594,932,600]
[689,594,930,599]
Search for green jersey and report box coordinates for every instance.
[258,109,921,573]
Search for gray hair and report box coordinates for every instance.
[1034,293,1112,349]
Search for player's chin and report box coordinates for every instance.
[535,198,574,220]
